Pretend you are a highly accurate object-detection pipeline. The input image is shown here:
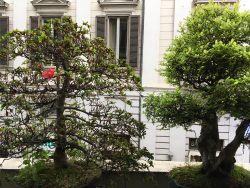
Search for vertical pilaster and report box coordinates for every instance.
[141,0,161,87]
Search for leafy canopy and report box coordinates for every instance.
[144,3,250,128]
[161,3,250,90]
[0,17,152,172]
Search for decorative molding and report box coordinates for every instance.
[31,0,70,16]
[0,0,8,14]
[32,0,70,6]
[97,0,139,13]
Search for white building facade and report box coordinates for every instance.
[0,0,250,163]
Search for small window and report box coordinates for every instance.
[189,138,224,151]
[189,138,198,149]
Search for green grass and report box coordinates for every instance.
[169,165,250,188]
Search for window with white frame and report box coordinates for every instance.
[96,15,140,68]
[107,17,128,60]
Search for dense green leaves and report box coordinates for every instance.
[161,3,250,89]
[144,90,206,129]
[145,2,250,126]
[0,17,152,173]
[144,3,250,175]
[209,74,250,119]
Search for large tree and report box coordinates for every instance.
[144,3,250,176]
[0,17,152,171]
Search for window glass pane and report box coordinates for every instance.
[119,18,127,60]
[109,18,117,54]
[42,16,61,25]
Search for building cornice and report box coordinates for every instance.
[31,0,70,15]
[98,0,139,13]
[0,0,8,14]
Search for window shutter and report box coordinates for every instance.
[129,16,139,68]
[30,16,39,29]
[96,16,105,39]
[0,16,9,66]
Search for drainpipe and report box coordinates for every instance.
[138,0,145,149]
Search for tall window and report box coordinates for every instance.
[0,16,8,66]
[96,15,140,68]
[108,17,128,60]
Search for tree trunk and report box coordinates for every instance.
[197,112,219,174]
[208,119,250,176]
[53,68,70,168]
[54,146,68,168]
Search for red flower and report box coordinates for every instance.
[42,68,55,79]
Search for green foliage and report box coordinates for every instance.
[0,17,152,173]
[144,2,250,176]
[144,2,250,129]
[144,90,206,129]
[15,161,101,188]
[209,74,250,119]
[161,3,250,89]
[169,165,250,188]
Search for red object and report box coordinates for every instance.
[42,68,55,79]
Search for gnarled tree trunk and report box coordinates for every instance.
[208,119,250,176]
[198,112,219,174]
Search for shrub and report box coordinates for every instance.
[169,165,250,188]
[15,161,101,188]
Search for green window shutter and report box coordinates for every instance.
[96,16,105,39]
[0,16,9,66]
[129,16,139,68]
[30,16,39,29]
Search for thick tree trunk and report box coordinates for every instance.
[197,112,219,174]
[208,119,250,176]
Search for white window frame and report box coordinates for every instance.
[106,16,130,60]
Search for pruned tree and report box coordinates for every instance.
[144,3,250,176]
[0,17,152,171]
